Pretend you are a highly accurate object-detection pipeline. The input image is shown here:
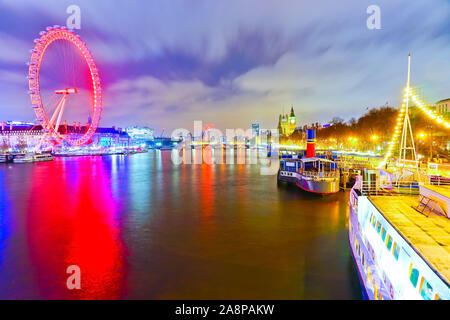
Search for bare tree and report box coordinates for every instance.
[16,136,27,153]
[0,138,8,153]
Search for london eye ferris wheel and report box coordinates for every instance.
[27,25,102,148]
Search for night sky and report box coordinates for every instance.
[0,0,449,133]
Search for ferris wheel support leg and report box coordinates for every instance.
[54,94,68,135]
[34,95,66,152]
[48,95,65,127]
[34,133,48,152]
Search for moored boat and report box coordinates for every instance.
[349,173,450,300]
[277,128,340,194]
[33,152,54,162]
[295,157,340,194]
[13,153,33,163]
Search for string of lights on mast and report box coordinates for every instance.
[379,55,450,169]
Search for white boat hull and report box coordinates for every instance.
[296,176,340,194]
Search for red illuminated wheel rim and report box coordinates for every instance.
[27,25,102,146]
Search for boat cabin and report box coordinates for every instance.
[298,158,338,177]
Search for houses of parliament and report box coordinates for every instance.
[278,106,296,136]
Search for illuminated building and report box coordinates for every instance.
[251,123,260,137]
[125,126,154,146]
[0,121,42,152]
[0,121,130,151]
[436,99,450,118]
[93,127,131,148]
[278,106,296,136]
[251,122,260,144]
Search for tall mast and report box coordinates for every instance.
[399,54,417,166]
[407,53,411,91]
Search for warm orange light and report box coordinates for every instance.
[418,132,426,139]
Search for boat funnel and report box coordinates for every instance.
[306,128,316,158]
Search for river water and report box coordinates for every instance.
[0,150,362,299]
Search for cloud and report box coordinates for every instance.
[0,68,26,84]
[0,32,29,64]
[105,76,223,127]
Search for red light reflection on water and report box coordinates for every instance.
[26,157,126,299]
[199,163,214,218]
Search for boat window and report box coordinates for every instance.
[410,265,419,287]
[376,222,382,234]
[393,243,400,260]
[420,279,434,300]
[304,162,314,170]
[386,235,393,250]
[381,228,386,241]
[372,216,376,227]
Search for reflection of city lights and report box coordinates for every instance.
[371,135,378,141]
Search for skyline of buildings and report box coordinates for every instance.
[1,93,448,153]
[1,1,450,132]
